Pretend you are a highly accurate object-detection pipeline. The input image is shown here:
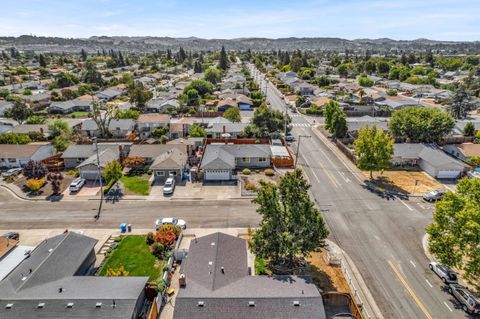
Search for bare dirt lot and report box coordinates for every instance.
[362,170,447,194]
[306,250,351,293]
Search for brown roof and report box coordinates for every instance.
[311,97,331,107]
[457,143,480,157]
[0,144,47,158]
[0,237,18,259]
[137,114,171,124]
[217,98,237,108]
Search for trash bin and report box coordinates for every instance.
[127,224,132,232]
[120,223,127,233]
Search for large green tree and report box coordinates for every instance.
[188,123,206,137]
[203,67,221,85]
[388,106,455,143]
[183,79,213,97]
[103,160,123,184]
[251,169,329,265]
[324,100,347,138]
[218,46,229,70]
[223,106,241,123]
[354,125,394,179]
[129,82,153,111]
[449,84,473,120]
[427,178,480,283]
[4,101,32,123]
[248,103,290,137]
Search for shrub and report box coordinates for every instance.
[151,242,166,259]
[154,230,177,247]
[245,182,257,192]
[106,265,129,276]
[157,224,181,237]
[386,89,398,96]
[66,169,79,177]
[6,176,14,183]
[255,170,260,174]
[146,232,155,245]
[242,168,251,175]
[25,178,46,193]
[156,279,166,292]
[264,169,275,176]
[23,160,48,179]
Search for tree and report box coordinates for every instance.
[183,79,213,97]
[103,160,122,184]
[364,60,376,74]
[152,126,169,139]
[185,88,200,106]
[377,61,390,74]
[203,67,221,85]
[427,178,480,283]
[115,109,140,120]
[4,101,32,123]
[80,48,88,61]
[219,46,229,70]
[358,75,373,87]
[463,121,476,137]
[82,61,104,86]
[26,115,46,124]
[188,123,206,137]
[249,103,290,137]
[48,119,71,139]
[24,160,48,179]
[251,169,329,266]
[47,172,64,195]
[290,57,302,73]
[449,84,473,120]
[55,72,79,88]
[39,54,47,68]
[324,100,347,137]
[91,101,115,138]
[223,106,241,123]
[354,125,394,179]
[389,107,455,143]
[128,82,153,111]
[0,132,31,144]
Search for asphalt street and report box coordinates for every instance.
[251,66,472,319]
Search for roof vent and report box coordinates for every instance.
[211,242,215,246]
[66,303,74,308]
[197,301,205,307]
[293,301,300,307]
[248,301,255,307]
[96,302,102,308]
[5,304,13,309]
[37,303,45,309]
[48,248,53,252]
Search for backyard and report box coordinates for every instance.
[120,174,151,195]
[99,235,163,282]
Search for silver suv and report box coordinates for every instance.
[447,284,480,315]
[428,261,458,283]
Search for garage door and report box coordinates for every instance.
[80,170,101,181]
[437,170,461,179]
[205,169,231,181]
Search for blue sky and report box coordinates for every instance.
[1,0,479,40]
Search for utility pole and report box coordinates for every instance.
[294,135,311,169]
[93,137,103,220]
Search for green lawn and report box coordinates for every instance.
[99,235,162,282]
[67,111,90,118]
[121,175,151,195]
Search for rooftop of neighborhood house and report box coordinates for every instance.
[137,113,171,124]
[150,146,188,169]
[0,143,51,158]
[129,144,187,160]
[394,143,470,168]
[76,148,119,168]
[449,143,480,157]
[200,144,272,170]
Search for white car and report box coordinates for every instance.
[155,217,186,230]
[2,168,23,178]
[163,177,176,195]
[429,261,458,283]
[69,177,86,192]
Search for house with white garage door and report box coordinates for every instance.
[393,144,470,179]
[76,148,119,181]
[200,144,272,181]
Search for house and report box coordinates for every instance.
[217,98,238,112]
[0,232,148,319]
[0,143,54,168]
[393,144,470,179]
[297,83,316,96]
[95,88,124,101]
[150,146,188,183]
[145,99,179,113]
[62,143,128,169]
[205,123,248,138]
[11,124,50,138]
[81,119,135,138]
[137,114,171,138]
[46,98,93,114]
[200,144,271,181]
[310,96,331,108]
[77,148,119,180]
[236,95,254,110]
[346,116,389,136]
[173,232,326,319]
[443,143,480,163]
[128,144,186,166]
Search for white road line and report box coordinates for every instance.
[410,260,417,268]
[302,156,321,183]
[399,199,413,211]
[443,301,453,312]
[425,279,433,288]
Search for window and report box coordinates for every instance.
[241,157,250,163]
[156,171,165,176]
[258,157,267,162]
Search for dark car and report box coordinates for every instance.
[1,232,20,240]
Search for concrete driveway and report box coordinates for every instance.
[63,180,101,197]
[149,181,240,200]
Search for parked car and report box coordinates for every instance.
[285,134,295,142]
[429,261,458,283]
[447,283,480,314]
[423,189,446,202]
[155,217,186,230]
[2,168,23,178]
[1,232,20,240]
[163,177,176,195]
[69,177,86,192]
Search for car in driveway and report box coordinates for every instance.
[163,176,175,195]
[428,261,458,283]
[69,177,86,192]
[155,217,186,230]
[447,283,480,314]
[2,168,23,178]
[423,189,446,202]
[1,232,20,240]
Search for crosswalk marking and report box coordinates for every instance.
[290,123,311,127]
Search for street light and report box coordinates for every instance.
[294,135,311,169]
[92,137,104,220]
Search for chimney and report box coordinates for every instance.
[58,288,63,293]
[179,273,186,287]
[223,125,226,134]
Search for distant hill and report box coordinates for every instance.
[0,35,479,53]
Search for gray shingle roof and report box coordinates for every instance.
[200,144,272,170]
[76,148,119,169]
[61,144,120,159]
[150,146,187,170]
[394,143,469,169]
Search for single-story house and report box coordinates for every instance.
[393,144,470,179]
[81,119,135,139]
[173,232,326,319]
[127,144,186,166]
[217,99,238,112]
[137,114,171,138]
[443,143,480,163]
[145,99,179,113]
[150,146,188,183]
[76,148,119,181]
[236,95,254,110]
[205,123,248,138]
[200,144,271,181]
[0,143,54,168]
[46,98,93,114]
[61,143,127,169]
[11,124,50,138]
[297,83,316,96]
[346,116,389,136]
[95,88,124,101]
[0,232,148,319]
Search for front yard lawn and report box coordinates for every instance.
[121,174,151,195]
[99,235,163,282]
[67,111,90,118]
